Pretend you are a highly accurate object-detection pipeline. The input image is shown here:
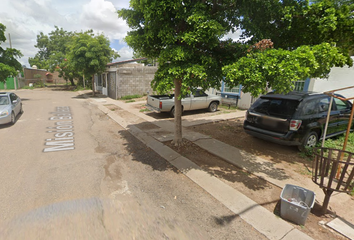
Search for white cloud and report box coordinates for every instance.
[115,46,134,61]
[80,0,130,41]
[0,0,131,67]
[223,30,242,41]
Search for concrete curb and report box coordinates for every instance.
[82,92,314,240]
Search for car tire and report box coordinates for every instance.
[170,107,175,118]
[10,112,15,125]
[208,102,218,112]
[298,131,318,151]
[20,104,23,114]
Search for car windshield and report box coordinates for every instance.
[0,96,9,105]
[251,97,300,118]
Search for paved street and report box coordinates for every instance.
[0,89,266,239]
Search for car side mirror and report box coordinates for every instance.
[12,100,17,104]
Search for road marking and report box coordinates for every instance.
[43,106,75,153]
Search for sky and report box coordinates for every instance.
[0,0,132,67]
[0,0,241,68]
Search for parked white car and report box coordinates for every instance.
[146,89,222,117]
[0,92,23,125]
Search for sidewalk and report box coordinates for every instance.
[81,92,352,240]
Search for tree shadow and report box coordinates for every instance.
[164,139,270,191]
[213,199,279,226]
[117,128,179,173]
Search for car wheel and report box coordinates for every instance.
[10,112,15,125]
[20,104,23,114]
[170,107,175,118]
[299,131,318,151]
[208,102,218,112]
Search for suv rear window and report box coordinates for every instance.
[251,97,300,118]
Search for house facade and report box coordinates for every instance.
[307,56,354,98]
[94,58,158,99]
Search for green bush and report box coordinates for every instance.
[34,81,45,88]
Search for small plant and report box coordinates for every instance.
[33,74,42,79]
[34,81,45,88]
[121,94,143,100]
[298,146,314,161]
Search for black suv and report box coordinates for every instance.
[243,91,353,150]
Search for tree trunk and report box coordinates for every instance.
[92,75,95,97]
[172,78,183,146]
[69,78,75,86]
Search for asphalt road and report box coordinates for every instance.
[0,89,266,240]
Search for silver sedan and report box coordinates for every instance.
[0,92,23,125]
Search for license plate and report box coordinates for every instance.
[262,117,278,128]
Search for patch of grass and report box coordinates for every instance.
[139,108,151,112]
[22,86,34,90]
[121,94,143,100]
[125,100,135,103]
[322,132,354,152]
[219,104,239,111]
[72,86,89,91]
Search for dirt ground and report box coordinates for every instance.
[83,93,351,239]
[165,117,351,240]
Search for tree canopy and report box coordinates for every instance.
[29,26,79,85]
[30,27,119,87]
[67,31,119,94]
[0,23,23,83]
[118,0,354,145]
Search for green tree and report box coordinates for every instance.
[29,26,79,86]
[119,1,243,146]
[223,41,349,96]
[118,0,353,146]
[238,0,354,53]
[67,31,119,96]
[0,23,23,82]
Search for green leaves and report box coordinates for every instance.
[223,43,350,96]
[0,23,23,82]
[67,32,118,79]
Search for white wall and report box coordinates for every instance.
[309,57,354,98]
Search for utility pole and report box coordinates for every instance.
[8,33,17,90]
[8,33,12,48]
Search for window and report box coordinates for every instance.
[334,98,349,111]
[10,93,17,101]
[318,97,334,112]
[224,84,240,93]
[294,81,305,91]
[194,90,207,97]
[252,97,300,118]
[0,96,9,105]
[301,100,318,115]
[98,75,102,86]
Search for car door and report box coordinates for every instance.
[317,97,340,136]
[333,97,352,133]
[190,90,208,110]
